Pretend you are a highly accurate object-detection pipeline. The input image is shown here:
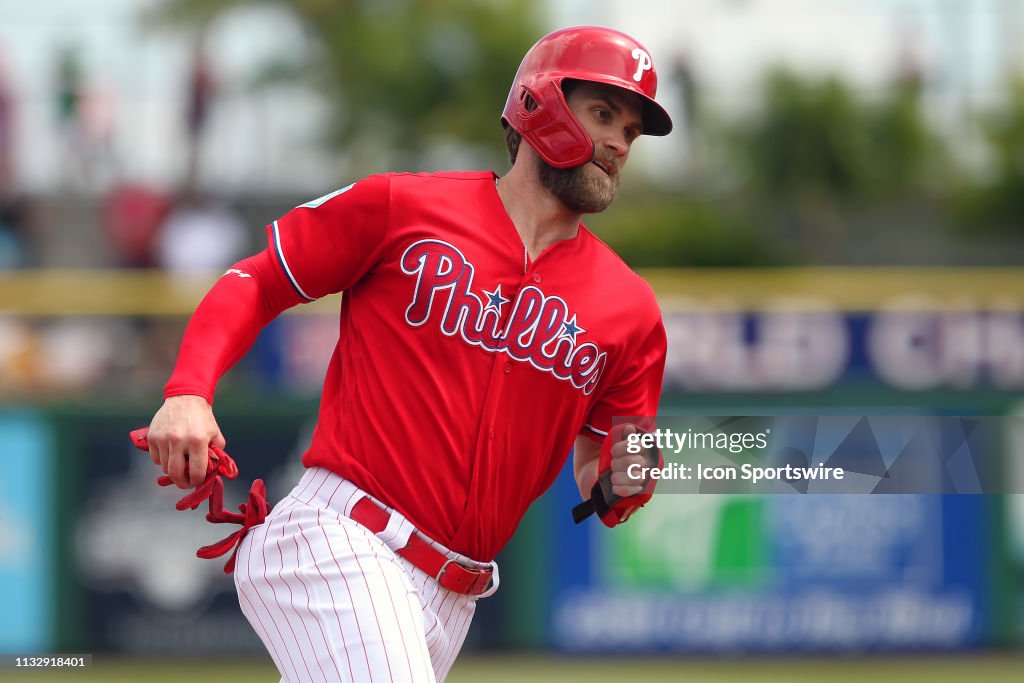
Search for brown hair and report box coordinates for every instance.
[504,125,522,164]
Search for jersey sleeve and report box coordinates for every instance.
[269,173,392,300]
[581,315,667,441]
[164,249,303,403]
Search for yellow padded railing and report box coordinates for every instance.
[0,268,1022,316]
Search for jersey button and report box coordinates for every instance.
[504,363,512,374]
[532,273,542,283]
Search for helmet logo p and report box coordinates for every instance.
[631,48,652,82]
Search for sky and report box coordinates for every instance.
[0,0,1021,192]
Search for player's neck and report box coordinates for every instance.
[496,163,582,261]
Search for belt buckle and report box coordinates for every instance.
[437,559,492,596]
[436,558,457,582]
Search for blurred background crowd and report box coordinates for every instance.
[2,0,1024,677]
[1,0,1024,394]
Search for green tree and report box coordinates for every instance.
[731,70,939,202]
[954,75,1024,235]
[595,190,782,267]
[724,69,943,260]
[865,80,939,196]
[736,71,873,201]
[147,0,542,169]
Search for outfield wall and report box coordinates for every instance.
[1,268,1021,654]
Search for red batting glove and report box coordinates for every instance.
[572,419,661,527]
[130,427,269,573]
[197,476,271,573]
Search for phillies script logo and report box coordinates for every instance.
[401,239,606,394]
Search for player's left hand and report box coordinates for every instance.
[572,420,662,527]
[608,423,652,498]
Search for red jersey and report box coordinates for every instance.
[183,171,666,561]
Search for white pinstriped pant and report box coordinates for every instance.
[234,467,498,682]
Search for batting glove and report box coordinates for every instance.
[130,427,270,573]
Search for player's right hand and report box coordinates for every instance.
[146,395,226,489]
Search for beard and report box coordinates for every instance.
[537,157,619,214]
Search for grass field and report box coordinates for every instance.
[1,655,1023,682]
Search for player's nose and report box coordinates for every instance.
[604,133,630,161]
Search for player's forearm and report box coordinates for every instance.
[165,250,302,403]
[573,435,602,499]
[164,285,270,402]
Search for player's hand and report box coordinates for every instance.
[146,395,226,489]
[609,423,652,498]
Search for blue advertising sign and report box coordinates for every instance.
[662,310,1024,393]
[0,413,55,652]
[547,466,991,653]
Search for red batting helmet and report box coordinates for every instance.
[501,26,673,169]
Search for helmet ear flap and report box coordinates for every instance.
[520,88,538,113]
[515,84,552,126]
[514,80,594,169]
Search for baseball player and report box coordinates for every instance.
[143,26,672,682]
